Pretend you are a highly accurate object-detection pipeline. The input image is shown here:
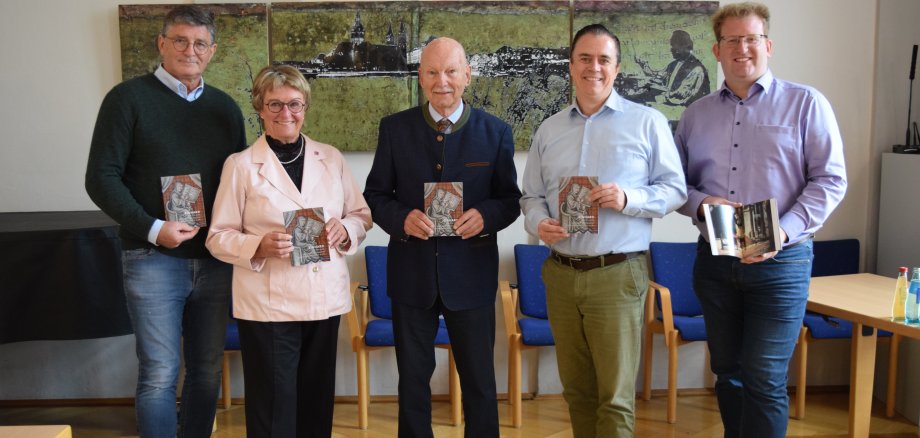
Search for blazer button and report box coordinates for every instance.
[436,163,442,171]
[436,135,444,141]
[312,266,319,272]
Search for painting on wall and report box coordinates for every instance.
[271,2,418,152]
[118,1,717,150]
[575,1,719,130]
[118,4,268,143]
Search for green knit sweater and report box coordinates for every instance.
[86,73,246,258]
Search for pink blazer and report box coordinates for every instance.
[206,135,371,322]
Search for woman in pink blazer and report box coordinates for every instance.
[206,65,371,438]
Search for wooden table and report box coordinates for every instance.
[808,273,920,437]
[0,425,71,438]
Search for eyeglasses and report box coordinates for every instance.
[719,34,768,47]
[163,36,213,55]
[265,100,307,113]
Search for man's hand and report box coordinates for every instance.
[454,208,484,239]
[698,196,742,220]
[156,221,199,249]
[589,182,627,211]
[404,209,434,240]
[741,228,788,264]
[538,218,569,245]
[254,232,294,259]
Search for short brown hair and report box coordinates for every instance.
[711,2,770,41]
[250,64,311,113]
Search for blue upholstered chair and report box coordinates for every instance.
[641,241,707,424]
[499,244,554,428]
[345,246,461,430]
[793,239,900,419]
[221,315,240,409]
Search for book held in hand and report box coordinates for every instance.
[283,208,330,266]
[424,182,463,237]
[161,174,207,227]
[559,176,598,234]
[702,198,782,258]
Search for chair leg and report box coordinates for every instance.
[642,328,653,401]
[448,348,462,426]
[887,334,901,418]
[510,341,522,428]
[666,330,678,424]
[221,351,231,409]
[793,327,808,420]
[357,349,369,430]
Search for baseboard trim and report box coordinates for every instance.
[0,385,851,408]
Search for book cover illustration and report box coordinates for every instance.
[558,176,599,234]
[703,198,781,258]
[424,182,463,237]
[161,174,207,227]
[283,207,330,266]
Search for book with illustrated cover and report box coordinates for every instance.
[161,174,207,227]
[558,176,598,234]
[702,198,782,258]
[283,207,330,266]
[424,182,463,237]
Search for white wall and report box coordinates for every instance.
[0,0,896,406]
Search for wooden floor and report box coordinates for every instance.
[0,392,917,437]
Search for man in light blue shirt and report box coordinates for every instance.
[674,3,846,437]
[520,24,686,438]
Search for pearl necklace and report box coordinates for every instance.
[277,140,304,165]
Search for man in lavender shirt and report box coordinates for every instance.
[674,3,847,437]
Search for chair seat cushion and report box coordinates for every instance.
[225,319,241,350]
[803,313,892,339]
[364,318,451,346]
[518,318,555,346]
[672,315,707,342]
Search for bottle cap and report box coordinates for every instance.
[901,266,909,272]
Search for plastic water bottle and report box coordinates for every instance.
[892,267,909,321]
[906,268,920,324]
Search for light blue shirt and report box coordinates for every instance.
[154,64,205,102]
[675,70,847,245]
[147,65,207,244]
[520,91,687,256]
[428,101,464,133]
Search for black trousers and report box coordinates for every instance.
[392,296,499,438]
[237,316,340,438]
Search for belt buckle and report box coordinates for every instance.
[567,256,581,268]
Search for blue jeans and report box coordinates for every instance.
[122,248,231,438]
[693,238,813,438]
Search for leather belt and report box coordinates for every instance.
[551,250,644,271]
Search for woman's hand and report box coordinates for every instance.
[325,218,350,251]
[254,232,294,259]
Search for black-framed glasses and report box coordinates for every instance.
[163,36,213,55]
[719,34,768,47]
[265,100,307,113]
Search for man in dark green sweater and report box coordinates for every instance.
[85,6,245,438]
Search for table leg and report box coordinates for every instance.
[848,323,877,438]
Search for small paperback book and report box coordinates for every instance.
[161,174,207,227]
[702,198,782,258]
[283,207,330,266]
[424,182,463,237]
[559,176,599,234]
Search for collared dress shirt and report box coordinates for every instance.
[521,90,687,257]
[675,70,847,246]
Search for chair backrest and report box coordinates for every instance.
[514,244,552,319]
[365,245,393,319]
[811,239,859,277]
[649,242,701,317]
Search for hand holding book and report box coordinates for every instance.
[702,198,782,259]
